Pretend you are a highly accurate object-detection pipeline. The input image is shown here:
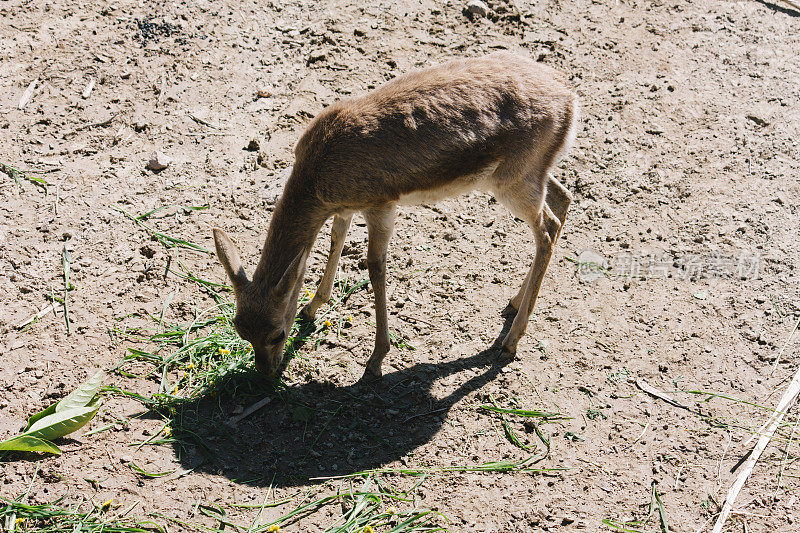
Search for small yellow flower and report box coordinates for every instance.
[304,288,315,299]
[163,427,172,437]
[101,499,114,511]
[15,518,24,524]
[362,526,374,533]
[268,525,281,532]
[323,320,332,328]
[386,506,396,516]
[347,315,353,322]
[186,362,194,370]
[172,385,179,394]
[219,348,231,356]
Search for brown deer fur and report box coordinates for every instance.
[213,52,579,379]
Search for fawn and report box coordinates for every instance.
[213,52,579,379]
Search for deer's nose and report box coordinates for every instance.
[253,348,269,373]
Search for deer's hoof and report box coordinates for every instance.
[497,346,517,362]
[501,303,518,317]
[360,365,383,382]
[299,305,316,322]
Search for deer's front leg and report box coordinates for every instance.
[363,204,397,379]
[301,213,353,321]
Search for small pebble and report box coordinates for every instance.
[146,151,171,171]
[307,50,327,64]
[465,0,489,18]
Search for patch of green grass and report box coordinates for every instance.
[602,482,670,533]
[1,496,163,533]
[258,476,447,532]
[111,263,370,414]
[479,395,569,454]
[311,457,566,480]
[113,205,211,254]
[478,404,570,422]
[136,204,209,220]
[0,161,48,193]
[586,408,607,420]
[150,477,447,532]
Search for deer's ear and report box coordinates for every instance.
[213,228,250,292]
[273,249,308,302]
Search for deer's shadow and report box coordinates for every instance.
[169,315,517,488]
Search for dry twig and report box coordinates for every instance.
[636,379,695,412]
[16,302,58,329]
[712,365,800,533]
[229,397,273,424]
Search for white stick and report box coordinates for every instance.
[18,78,38,109]
[16,302,57,329]
[229,396,272,424]
[636,379,694,411]
[712,365,800,533]
[82,76,95,99]
[740,315,800,448]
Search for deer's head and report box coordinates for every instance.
[212,228,307,375]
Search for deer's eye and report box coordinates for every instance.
[268,330,286,345]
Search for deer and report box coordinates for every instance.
[212,52,579,380]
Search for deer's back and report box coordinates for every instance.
[291,52,576,209]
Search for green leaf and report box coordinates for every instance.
[0,435,62,455]
[24,403,57,432]
[25,405,100,441]
[24,371,104,431]
[56,371,104,412]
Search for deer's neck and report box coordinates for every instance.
[252,186,328,288]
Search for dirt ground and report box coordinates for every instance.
[2,0,799,530]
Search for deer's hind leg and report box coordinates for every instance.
[504,175,572,315]
[494,163,572,358]
[301,213,353,321]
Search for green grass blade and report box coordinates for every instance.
[129,461,176,478]
[0,161,48,192]
[113,205,211,254]
[479,405,570,421]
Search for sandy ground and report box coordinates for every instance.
[1,0,799,530]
